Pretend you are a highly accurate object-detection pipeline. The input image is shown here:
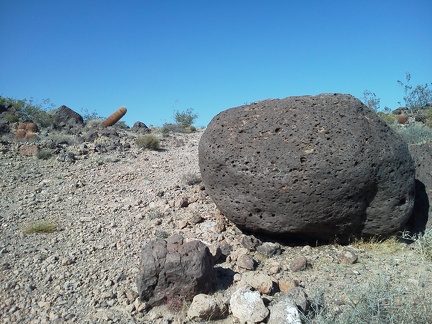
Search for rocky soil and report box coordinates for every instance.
[1,129,431,323]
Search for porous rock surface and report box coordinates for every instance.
[136,234,214,307]
[50,105,84,127]
[199,93,416,240]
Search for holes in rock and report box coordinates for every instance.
[300,157,306,163]
[398,197,407,206]
[275,127,281,133]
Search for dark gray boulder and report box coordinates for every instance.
[51,105,84,128]
[136,234,214,307]
[407,143,432,230]
[199,94,416,241]
[132,121,151,133]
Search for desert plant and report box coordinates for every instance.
[81,108,104,123]
[302,274,432,323]
[36,149,52,160]
[377,112,397,125]
[22,221,57,234]
[84,119,104,130]
[182,172,202,186]
[397,73,432,112]
[362,90,381,111]
[174,108,198,128]
[136,134,160,150]
[102,106,127,127]
[0,95,54,127]
[391,124,432,144]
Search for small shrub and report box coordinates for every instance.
[4,113,19,123]
[147,208,164,220]
[377,112,397,125]
[81,108,104,123]
[22,221,57,234]
[47,133,77,145]
[182,172,202,186]
[161,123,186,135]
[136,134,160,150]
[174,108,198,128]
[36,149,52,160]
[362,90,381,111]
[397,73,432,112]
[391,124,432,144]
[84,118,104,130]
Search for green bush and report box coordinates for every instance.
[174,108,198,128]
[391,124,432,144]
[377,112,397,126]
[0,95,54,127]
[397,73,432,112]
[362,90,381,111]
[22,221,57,234]
[136,134,160,150]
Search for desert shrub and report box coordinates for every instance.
[174,108,198,128]
[377,112,397,126]
[3,113,19,123]
[85,119,104,128]
[136,134,160,150]
[182,172,202,186]
[0,95,54,127]
[161,123,187,135]
[391,124,432,144]
[403,228,432,262]
[397,73,432,112]
[47,133,77,145]
[113,120,129,129]
[81,108,104,123]
[22,221,57,234]
[424,108,432,128]
[36,149,52,160]
[302,275,432,323]
[362,90,381,111]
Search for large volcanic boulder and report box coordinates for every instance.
[50,105,84,128]
[199,94,416,241]
[407,143,432,230]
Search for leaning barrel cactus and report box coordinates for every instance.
[102,106,127,127]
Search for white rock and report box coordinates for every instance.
[230,287,269,323]
[268,297,302,324]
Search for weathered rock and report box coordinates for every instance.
[256,242,282,257]
[136,234,214,307]
[407,143,432,230]
[289,256,308,272]
[240,272,276,295]
[268,298,301,324]
[199,94,416,241]
[186,293,228,320]
[132,121,151,133]
[337,249,358,264]
[230,287,269,323]
[51,105,84,128]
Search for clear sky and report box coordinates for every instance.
[1,0,431,127]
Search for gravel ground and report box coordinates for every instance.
[1,129,431,323]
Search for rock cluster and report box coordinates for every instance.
[199,94,416,241]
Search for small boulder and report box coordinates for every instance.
[187,293,228,320]
[230,287,269,323]
[136,234,214,307]
[132,121,151,133]
[51,105,84,128]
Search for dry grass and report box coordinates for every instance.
[21,220,57,234]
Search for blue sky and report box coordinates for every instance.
[1,0,431,127]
